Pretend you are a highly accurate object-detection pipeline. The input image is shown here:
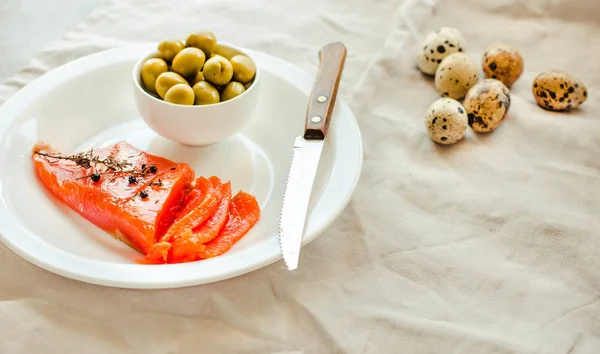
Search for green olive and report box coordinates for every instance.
[203,55,233,86]
[171,48,206,78]
[164,84,195,105]
[141,58,168,95]
[191,71,204,85]
[158,39,185,63]
[230,55,256,84]
[192,81,220,105]
[221,81,245,101]
[155,71,188,99]
[186,31,217,57]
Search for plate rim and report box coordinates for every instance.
[0,43,363,289]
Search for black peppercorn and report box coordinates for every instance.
[128,176,137,184]
[90,173,101,182]
[140,190,148,199]
[141,164,147,171]
[150,165,158,173]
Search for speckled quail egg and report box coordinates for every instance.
[482,44,524,87]
[416,27,467,75]
[425,98,468,144]
[532,70,587,111]
[463,79,511,133]
[434,53,479,100]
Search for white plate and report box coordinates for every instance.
[0,44,363,289]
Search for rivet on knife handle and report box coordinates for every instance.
[304,42,347,140]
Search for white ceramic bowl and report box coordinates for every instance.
[132,43,261,146]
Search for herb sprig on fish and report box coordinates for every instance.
[33,149,161,185]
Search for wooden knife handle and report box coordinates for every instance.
[304,42,347,140]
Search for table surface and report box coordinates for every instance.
[1,0,599,353]
[0,0,104,83]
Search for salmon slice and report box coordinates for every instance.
[190,181,232,243]
[160,176,220,243]
[32,141,194,255]
[141,176,222,263]
[197,191,260,259]
[170,181,232,263]
[178,188,203,219]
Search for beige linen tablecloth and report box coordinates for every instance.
[1,0,600,352]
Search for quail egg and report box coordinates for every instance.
[482,44,524,87]
[425,98,468,144]
[434,53,479,100]
[532,70,587,111]
[463,79,511,133]
[416,27,467,75]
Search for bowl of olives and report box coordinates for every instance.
[132,31,260,146]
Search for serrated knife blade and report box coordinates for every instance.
[279,42,347,270]
[279,137,324,270]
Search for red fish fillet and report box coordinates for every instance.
[32,141,194,255]
[33,141,261,264]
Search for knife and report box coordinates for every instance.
[279,42,347,270]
